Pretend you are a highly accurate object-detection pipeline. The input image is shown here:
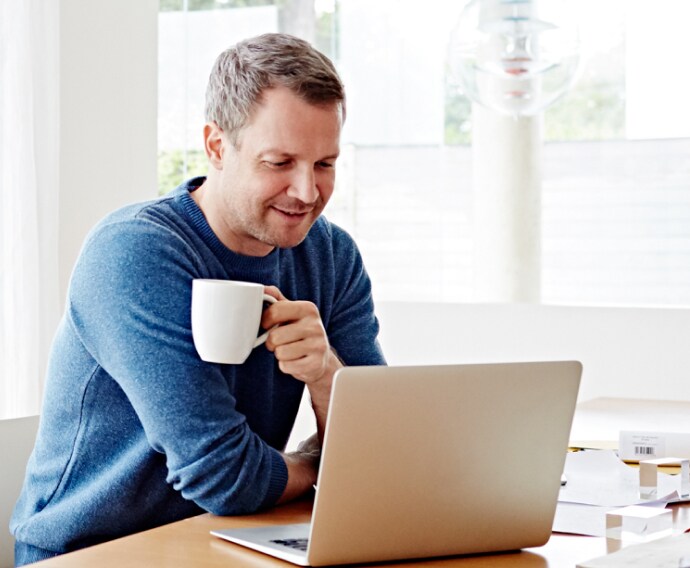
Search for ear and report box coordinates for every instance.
[203,122,225,170]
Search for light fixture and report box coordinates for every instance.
[448,0,580,116]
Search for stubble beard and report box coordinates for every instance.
[238,200,324,251]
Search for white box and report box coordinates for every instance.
[619,431,690,462]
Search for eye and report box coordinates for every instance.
[264,160,290,169]
[317,161,335,169]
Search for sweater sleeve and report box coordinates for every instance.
[67,217,288,515]
[326,225,387,367]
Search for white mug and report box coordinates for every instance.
[191,279,277,364]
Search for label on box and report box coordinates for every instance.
[617,430,690,462]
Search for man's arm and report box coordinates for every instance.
[70,220,292,516]
[262,287,343,443]
[261,287,344,502]
[277,353,340,502]
[277,433,322,504]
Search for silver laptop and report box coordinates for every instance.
[212,361,582,566]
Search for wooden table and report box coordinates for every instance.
[28,498,690,568]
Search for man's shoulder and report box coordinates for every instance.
[306,216,356,248]
[70,193,199,302]
[94,177,200,235]
[289,216,363,276]
[89,193,185,244]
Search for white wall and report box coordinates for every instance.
[288,301,690,450]
[376,301,690,402]
[58,0,158,302]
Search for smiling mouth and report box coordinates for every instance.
[271,206,312,217]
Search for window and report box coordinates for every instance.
[1,0,60,418]
[158,0,690,306]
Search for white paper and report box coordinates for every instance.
[553,502,612,537]
[553,498,675,537]
[576,533,690,567]
[560,450,683,507]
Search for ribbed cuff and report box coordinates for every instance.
[14,540,61,566]
[260,448,289,509]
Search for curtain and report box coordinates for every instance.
[0,0,60,419]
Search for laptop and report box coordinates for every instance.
[212,361,582,566]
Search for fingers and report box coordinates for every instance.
[262,300,332,384]
[261,298,319,331]
[263,285,287,302]
[277,350,330,383]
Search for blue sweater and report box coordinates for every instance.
[11,178,385,554]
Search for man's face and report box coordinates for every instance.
[210,86,342,257]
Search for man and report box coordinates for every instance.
[11,33,385,565]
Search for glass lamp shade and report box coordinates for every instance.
[448,0,580,116]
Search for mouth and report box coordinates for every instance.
[270,206,313,220]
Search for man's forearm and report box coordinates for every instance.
[278,352,341,505]
[278,435,321,504]
[307,349,342,443]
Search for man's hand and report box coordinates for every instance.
[262,286,336,384]
[261,286,343,443]
[277,434,321,504]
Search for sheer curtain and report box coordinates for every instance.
[0,0,60,419]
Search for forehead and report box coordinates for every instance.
[237,87,342,156]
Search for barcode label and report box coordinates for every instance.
[619,432,666,462]
[635,446,656,456]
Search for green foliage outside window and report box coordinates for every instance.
[444,90,472,146]
[158,150,208,195]
[443,78,625,146]
[544,82,625,142]
[443,42,626,145]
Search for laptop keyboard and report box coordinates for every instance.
[271,538,309,552]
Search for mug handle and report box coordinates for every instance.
[253,294,278,348]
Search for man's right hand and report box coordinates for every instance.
[278,434,321,504]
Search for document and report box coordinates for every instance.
[576,533,690,567]
[554,450,681,536]
[560,450,682,507]
[554,498,674,537]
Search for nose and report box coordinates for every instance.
[286,165,318,204]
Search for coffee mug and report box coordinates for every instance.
[191,279,277,364]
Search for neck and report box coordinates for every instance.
[190,175,274,257]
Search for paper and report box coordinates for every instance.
[605,505,673,541]
[555,450,681,537]
[553,498,674,537]
[640,458,690,499]
[554,502,612,537]
[576,532,690,567]
[560,450,682,507]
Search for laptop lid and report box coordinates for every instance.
[213,361,581,566]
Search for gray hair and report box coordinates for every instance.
[205,33,346,144]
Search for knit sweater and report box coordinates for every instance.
[11,177,385,554]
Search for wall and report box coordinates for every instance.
[58,0,158,302]
[376,301,690,402]
[288,301,690,449]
